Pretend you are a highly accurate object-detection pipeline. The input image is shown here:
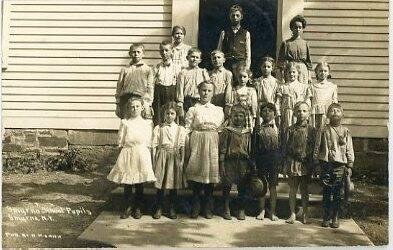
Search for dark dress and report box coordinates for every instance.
[253,122,280,186]
[219,127,252,186]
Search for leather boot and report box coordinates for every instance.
[120,185,133,219]
[168,190,178,219]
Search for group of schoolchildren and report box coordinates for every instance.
[107,4,355,229]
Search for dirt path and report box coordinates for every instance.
[2,168,115,248]
[2,169,388,247]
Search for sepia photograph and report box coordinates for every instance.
[1,0,389,248]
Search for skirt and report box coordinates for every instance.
[185,130,220,184]
[221,158,249,186]
[107,145,156,185]
[154,147,187,189]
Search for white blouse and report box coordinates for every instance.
[185,102,225,132]
[152,122,187,148]
[118,117,153,147]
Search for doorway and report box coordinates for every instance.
[198,0,277,77]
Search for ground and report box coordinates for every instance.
[1,167,389,247]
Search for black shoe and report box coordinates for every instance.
[133,208,142,219]
[330,216,340,228]
[237,209,245,220]
[153,208,162,219]
[169,207,177,220]
[321,220,330,227]
[120,205,132,219]
[190,198,201,219]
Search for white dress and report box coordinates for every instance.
[172,43,191,68]
[185,102,225,184]
[107,117,156,185]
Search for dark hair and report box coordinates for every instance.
[314,61,332,80]
[161,101,180,125]
[160,40,173,49]
[231,103,248,117]
[290,15,307,30]
[172,25,187,36]
[260,102,277,115]
[327,103,343,116]
[260,56,275,69]
[229,4,244,16]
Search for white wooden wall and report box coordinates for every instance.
[2,0,172,129]
[303,0,389,138]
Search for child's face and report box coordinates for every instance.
[128,100,143,118]
[291,21,304,37]
[328,107,343,124]
[232,111,246,127]
[229,10,243,25]
[187,52,201,68]
[295,103,310,122]
[159,44,173,61]
[286,66,298,82]
[261,61,273,77]
[173,29,185,44]
[237,71,249,86]
[316,65,330,81]
[199,84,214,103]
[211,53,225,68]
[260,107,275,123]
[130,47,144,63]
[164,108,177,124]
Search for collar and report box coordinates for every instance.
[173,43,186,50]
[295,121,309,128]
[226,126,250,134]
[161,60,172,67]
[262,120,275,128]
[231,24,241,32]
[164,121,177,127]
[197,102,214,108]
[130,61,145,67]
[216,66,225,72]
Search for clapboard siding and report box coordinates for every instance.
[2,0,172,130]
[304,0,388,138]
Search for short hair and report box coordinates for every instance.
[260,102,277,115]
[127,94,144,105]
[229,4,244,16]
[231,104,248,117]
[260,56,275,69]
[284,61,301,75]
[187,47,202,57]
[161,101,180,125]
[129,43,144,52]
[197,80,215,93]
[172,25,187,36]
[236,64,253,78]
[294,101,310,112]
[160,40,173,49]
[210,49,225,58]
[290,15,307,30]
[327,103,343,115]
[314,61,332,80]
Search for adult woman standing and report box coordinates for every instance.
[184,81,225,219]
